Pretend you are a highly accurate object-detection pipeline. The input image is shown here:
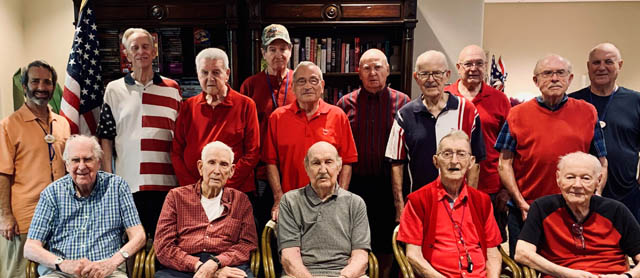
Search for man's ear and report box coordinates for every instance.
[197,160,203,176]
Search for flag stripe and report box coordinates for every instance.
[142,93,179,110]
[141,139,172,152]
[141,116,175,130]
[140,162,175,175]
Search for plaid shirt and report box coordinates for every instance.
[495,95,607,157]
[154,182,258,273]
[27,171,141,261]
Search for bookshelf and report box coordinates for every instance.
[247,0,417,103]
[73,0,242,97]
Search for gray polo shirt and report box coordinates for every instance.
[278,184,371,277]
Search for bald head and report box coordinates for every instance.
[415,50,449,72]
[587,42,623,90]
[458,45,486,63]
[534,54,572,75]
[359,49,390,93]
[457,45,487,88]
[304,141,343,190]
[589,43,622,61]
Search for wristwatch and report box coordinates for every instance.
[54,257,64,271]
[209,254,222,267]
[119,250,129,259]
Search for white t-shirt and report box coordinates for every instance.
[201,189,224,222]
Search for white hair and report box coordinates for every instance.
[195,48,229,72]
[121,28,154,50]
[63,135,103,163]
[293,61,323,81]
[201,141,234,163]
[415,50,449,72]
[557,151,601,174]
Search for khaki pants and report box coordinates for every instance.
[0,233,27,278]
[39,261,127,278]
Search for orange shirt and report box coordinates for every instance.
[0,104,70,233]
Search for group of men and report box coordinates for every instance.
[1,21,640,278]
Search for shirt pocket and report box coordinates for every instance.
[221,218,242,243]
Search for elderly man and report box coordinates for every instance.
[240,24,297,232]
[172,48,260,197]
[515,152,640,278]
[0,60,70,278]
[278,141,370,278]
[263,61,357,220]
[155,141,258,278]
[24,135,145,278]
[570,43,640,223]
[97,28,182,237]
[398,131,502,278]
[336,48,410,277]
[445,45,511,241]
[495,54,608,256]
[385,50,485,222]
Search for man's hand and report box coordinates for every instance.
[561,268,598,278]
[59,258,91,277]
[195,260,220,278]
[0,213,19,240]
[214,266,248,278]
[80,259,119,278]
[271,197,281,221]
[599,274,630,278]
[520,203,530,221]
[495,189,510,213]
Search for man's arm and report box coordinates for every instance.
[339,164,352,190]
[391,163,404,222]
[100,139,114,173]
[0,173,18,240]
[266,164,283,221]
[515,240,597,278]
[80,224,146,278]
[596,157,608,195]
[485,247,501,278]
[340,249,368,278]
[227,101,261,189]
[498,150,529,220]
[24,239,90,276]
[281,247,313,278]
[405,244,446,278]
[467,163,480,188]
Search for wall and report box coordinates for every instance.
[484,2,640,99]
[411,0,485,98]
[0,0,74,118]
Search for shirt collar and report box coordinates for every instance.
[304,183,340,206]
[536,94,568,111]
[290,99,331,116]
[124,72,163,86]
[359,86,388,100]
[435,176,469,203]
[413,91,459,114]
[194,180,233,207]
[198,84,235,107]
[17,104,56,123]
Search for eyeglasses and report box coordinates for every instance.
[536,70,570,79]
[437,150,470,160]
[416,71,446,80]
[294,77,321,86]
[460,61,485,69]
[571,223,585,250]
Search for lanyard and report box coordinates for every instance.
[588,86,618,122]
[442,198,474,273]
[37,120,55,181]
[265,69,289,109]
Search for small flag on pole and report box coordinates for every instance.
[489,55,507,92]
[60,0,103,135]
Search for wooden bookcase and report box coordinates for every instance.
[247,0,417,102]
[72,0,242,95]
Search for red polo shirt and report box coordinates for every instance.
[398,177,502,278]
[445,81,511,194]
[171,86,260,193]
[263,99,358,193]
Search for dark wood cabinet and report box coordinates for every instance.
[247,0,417,100]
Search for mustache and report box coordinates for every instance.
[316,174,330,180]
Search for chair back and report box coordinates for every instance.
[392,225,414,278]
[498,245,523,278]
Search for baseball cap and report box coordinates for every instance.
[262,24,292,47]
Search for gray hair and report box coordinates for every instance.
[304,141,342,169]
[436,130,471,153]
[63,135,103,163]
[201,141,234,163]
[533,54,572,75]
[557,151,601,174]
[415,50,449,72]
[293,61,323,81]
[21,60,58,88]
[195,48,229,72]
[121,28,154,50]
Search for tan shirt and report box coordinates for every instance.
[0,104,70,233]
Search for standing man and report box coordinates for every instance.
[263,61,358,221]
[385,50,485,222]
[495,54,608,256]
[240,24,296,230]
[570,43,640,222]
[0,60,70,278]
[337,48,410,278]
[445,45,511,242]
[97,28,182,238]
[172,48,260,196]
[398,131,502,278]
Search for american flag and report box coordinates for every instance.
[489,55,507,92]
[60,0,103,135]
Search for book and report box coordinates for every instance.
[326,37,332,72]
[305,37,311,62]
[349,47,355,72]
[320,38,327,73]
[330,38,336,73]
[316,40,322,69]
[336,38,342,72]
[340,42,346,73]
[354,37,360,72]
[293,38,300,68]
[345,43,350,73]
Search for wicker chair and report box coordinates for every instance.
[261,219,378,278]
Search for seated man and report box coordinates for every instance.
[155,141,258,278]
[23,135,146,278]
[398,130,502,278]
[515,152,640,278]
[278,141,370,278]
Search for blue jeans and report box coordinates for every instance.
[155,253,254,278]
[507,205,524,258]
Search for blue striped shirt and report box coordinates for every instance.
[28,171,141,261]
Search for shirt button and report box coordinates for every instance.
[203,249,207,251]
[205,236,209,238]
[458,240,462,244]
[460,256,464,260]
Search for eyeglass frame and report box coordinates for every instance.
[436,150,471,160]
[416,70,448,80]
[535,69,570,79]
[294,77,321,86]
[458,61,486,70]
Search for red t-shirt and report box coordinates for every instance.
[240,70,296,179]
[445,81,510,194]
[171,86,260,193]
[262,99,358,193]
